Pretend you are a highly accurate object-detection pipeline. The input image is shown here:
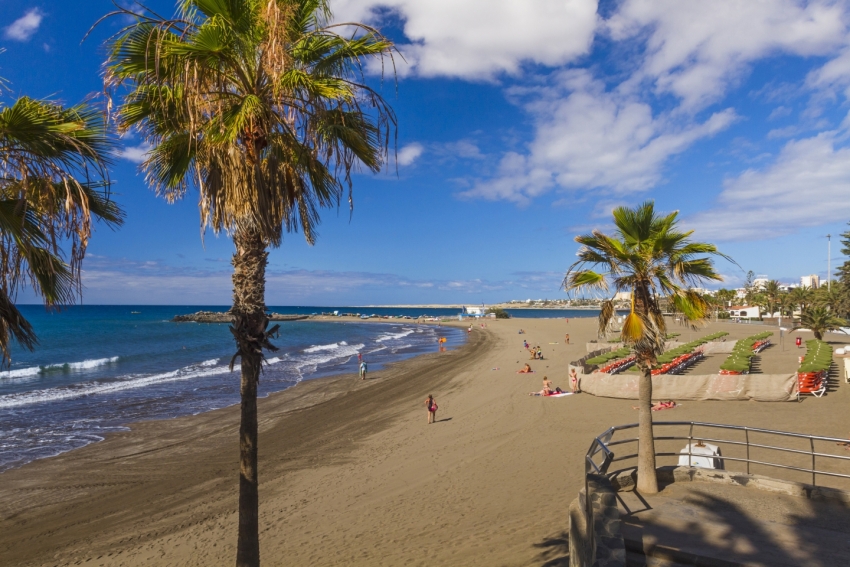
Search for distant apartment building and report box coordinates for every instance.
[801,274,820,289]
[752,277,769,290]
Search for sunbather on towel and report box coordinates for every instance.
[518,363,534,373]
[632,400,677,411]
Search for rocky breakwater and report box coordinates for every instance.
[172,311,309,323]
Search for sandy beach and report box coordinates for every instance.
[2,316,850,566]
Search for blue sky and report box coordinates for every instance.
[3,0,850,305]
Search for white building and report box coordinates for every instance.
[752,277,769,290]
[801,275,820,289]
[727,305,761,319]
[614,291,632,301]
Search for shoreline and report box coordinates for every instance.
[0,320,487,566]
[0,319,467,475]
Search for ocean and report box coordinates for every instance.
[0,305,604,473]
[0,306,471,473]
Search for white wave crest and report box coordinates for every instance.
[51,357,120,371]
[304,342,345,353]
[376,329,414,342]
[198,359,219,367]
[0,363,237,409]
[1,356,120,381]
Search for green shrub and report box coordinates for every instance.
[586,346,632,366]
[719,332,774,372]
[486,307,510,319]
[798,339,832,373]
[626,332,729,370]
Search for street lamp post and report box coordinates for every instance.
[827,234,832,291]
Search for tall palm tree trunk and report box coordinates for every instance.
[232,228,268,567]
[637,360,659,494]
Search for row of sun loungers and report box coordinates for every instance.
[598,356,636,374]
[651,350,704,376]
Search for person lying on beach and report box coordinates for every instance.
[837,434,850,450]
[632,400,677,411]
[529,378,564,396]
[529,388,565,396]
[517,364,533,373]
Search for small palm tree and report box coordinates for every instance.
[764,280,781,316]
[104,1,395,564]
[800,306,846,340]
[790,286,813,315]
[0,91,123,362]
[564,201,730,494]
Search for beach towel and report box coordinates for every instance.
[544,392,573,398]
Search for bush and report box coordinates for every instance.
[586,346,632,366]
[486,307,511,319]
[799,339,832,373]
[719,332,774,373]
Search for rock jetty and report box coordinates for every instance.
[171,311,309,323]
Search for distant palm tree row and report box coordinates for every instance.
[708,281,848,319]
[1,2,395,565]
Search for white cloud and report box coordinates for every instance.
[396,142,423,166]
[4,9,44,41]
[460,71,737,203]
[332,0,598,79]
[806,46,850,104]
[116,143,151,164]
[688,130,850,241]
[607,0,848,111]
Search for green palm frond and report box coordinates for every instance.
[564,201,731,358]
[104,0,396,247]
[0,90,123,362]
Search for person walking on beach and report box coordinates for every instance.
[565,333,570,345]
[357,352,362,363]
[359,361,368,380]
[425,394,438,424]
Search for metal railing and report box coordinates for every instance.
[585,421,850,488]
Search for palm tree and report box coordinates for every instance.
[715,288,736,308]
[564,201,729,494]
[800,306,846,340]
[0,91,123,362]
[790,286,814,317]
[764,280,781,317]
[777,292,793,318]
[103,2,395,564]
[814,281,849,317]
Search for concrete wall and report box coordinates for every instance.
[568,475,626,567]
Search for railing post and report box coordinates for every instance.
[688,422,694,467]
[811,437,816,486]
[745,428,750,475]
